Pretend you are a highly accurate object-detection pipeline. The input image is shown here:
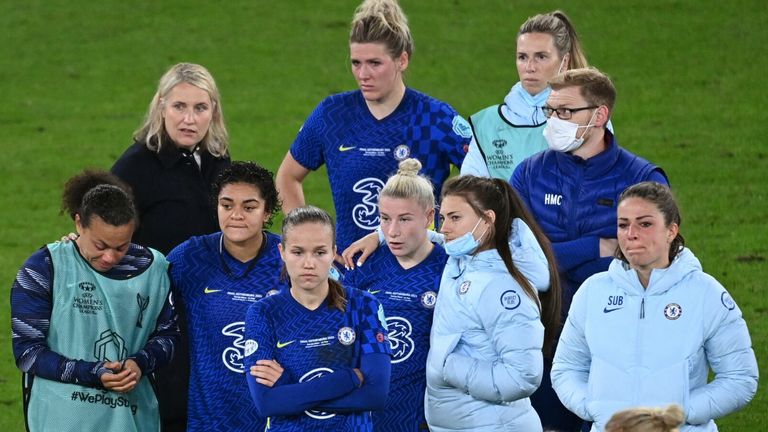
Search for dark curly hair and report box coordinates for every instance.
[61,169,137,228]
[211,161,282,228]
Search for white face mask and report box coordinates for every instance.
[444,218,487,257]
[542,109,597,153]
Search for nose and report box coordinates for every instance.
[525,57,536,72]
[302,255,315,269]
[386,221,399,238]
[355,65,369,80]
[102,250,117,265]
[230,206,244,219]
[626,224,638,239]
[182,109,195,123]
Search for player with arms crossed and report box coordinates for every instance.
[245,206,392,431]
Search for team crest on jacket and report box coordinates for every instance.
[663,303,682,320]
[421,291,437,308]
[338,327,356,345]
[500,290,521,310]
[721,292,736,311]
[458,281,471,295]
[394,144,410,161]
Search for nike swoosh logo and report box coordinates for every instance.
[367,290,381,295]
[276,340,295,349]
[204,287,221,294]
[603,306,623,313]
[338,145,356,152]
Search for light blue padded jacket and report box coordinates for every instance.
[552,248,758,431]
[425,228,546,432]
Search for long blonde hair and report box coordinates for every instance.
[133,63,229,157]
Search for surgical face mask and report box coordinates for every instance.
[542,109,598,153]
[444,218,487,257]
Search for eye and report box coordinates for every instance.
[380,215,391,222]
[517,54,527,61]
[640,222,653,228]
[194,104,209,113]
[617,222,628,229]
[95,243,106,251]
[536,53,547,60]
[220,203,232,210]
[400,217,412,223]
[172,102,185,111]
[451,215,461,222]
[351,60,360,66]
[245,206,256,212]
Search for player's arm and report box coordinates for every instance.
[244,302,361,417]
[11,249,110,388]
[314,352,391,412]
[276,152,310,216]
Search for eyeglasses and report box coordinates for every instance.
[542,105,597,120]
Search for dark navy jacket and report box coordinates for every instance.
[511,131,668,313]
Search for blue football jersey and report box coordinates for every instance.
[290,88,471,249]
[244,286,391,431]
[344,244,447,431]
[168,232,284,432]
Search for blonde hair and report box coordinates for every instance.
[605,404,685,432]
[350,0,414,59]
[133,63,229,157]
[518,10,588,69]
[380,158,435,211]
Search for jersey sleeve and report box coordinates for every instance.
[442,278,544,403]
[11,248,108,388]
[437,107,472,168]
[244,299,362,417]
[686,280,758,424]
[289,99,328,171]
[357,291,392,356]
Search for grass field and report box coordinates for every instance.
[1,0,766,429]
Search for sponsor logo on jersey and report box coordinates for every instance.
[79,281,95,292]
[276,340,295,349]
[300,368,336,419]
[367,289,381,295]
[266,289,280,297]
[221,322,247,373]
[352,177,385,230]
[458,280,471,295]
[244,339,258,356]
[452,115,473,138]
[135,294,149,328]
[337,326,356,345]
[721,292,736,311]
[500,290,521,310]
[204,287,221,294]
[94,329,127,362]
[338,144,356,152]
[603,295,624,313]
[663,303,682,320]
[393,144,410,161]
[386,316,414,364]
[421,291,437,309]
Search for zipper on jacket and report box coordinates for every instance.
[640,298,645,319]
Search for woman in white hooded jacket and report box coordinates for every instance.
[551,182,758,431]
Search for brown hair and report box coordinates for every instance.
[549,67,617,113]
[518,10,588,69]
[281,206,346,311]
[349,0,414,59]
[605,404,684,432]
[441,175,562,355]
[61,169,137,228]
[615,182,685,264]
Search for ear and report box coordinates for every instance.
[278,243,286,260]
[74,214,84,235]
[595,105,611,128]
[425,207,436,227]
[483,209,496,226]
[398,51,409,71]
[667,223,679,243]
[563,52,570,70]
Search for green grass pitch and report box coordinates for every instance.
[1,0,765,429]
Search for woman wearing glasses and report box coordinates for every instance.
[461,10,603,181]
